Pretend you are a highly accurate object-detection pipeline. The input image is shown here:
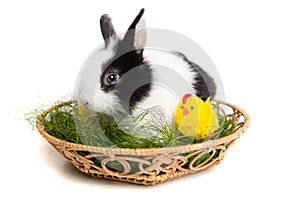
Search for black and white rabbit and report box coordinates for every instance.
[75,9,216,121]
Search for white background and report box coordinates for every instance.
[1,0,299,199]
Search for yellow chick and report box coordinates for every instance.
[175,94,219,140]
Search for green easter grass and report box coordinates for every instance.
[33,101,236,148]
[28,100,237,172]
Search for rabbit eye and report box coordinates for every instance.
[105,73,119,84]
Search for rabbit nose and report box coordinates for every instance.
[182,108,189,116]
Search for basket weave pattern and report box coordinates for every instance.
[36,102,249,186]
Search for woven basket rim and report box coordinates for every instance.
[36,101,249,156]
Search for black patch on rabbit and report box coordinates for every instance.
[174,52,216,100]
[100,49,152,111]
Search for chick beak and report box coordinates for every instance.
[182,108,189,116]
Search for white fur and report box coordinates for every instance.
[144,49,197,87]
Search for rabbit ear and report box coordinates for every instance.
[123,8,146,53]
[100,14,116,47]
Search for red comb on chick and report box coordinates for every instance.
[182,94,192,104]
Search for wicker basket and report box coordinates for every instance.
[36,101,249,186]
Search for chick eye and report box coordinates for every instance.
[180,106,185,110]
[190,106,194,110]
[105,73,119,84]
